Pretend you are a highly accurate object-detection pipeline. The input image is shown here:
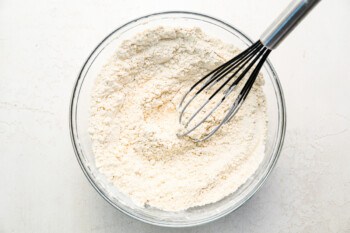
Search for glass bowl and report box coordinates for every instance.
[69,11,286,227]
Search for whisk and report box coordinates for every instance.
[178,0,321,142]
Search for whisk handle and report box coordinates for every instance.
[260,0,321,50]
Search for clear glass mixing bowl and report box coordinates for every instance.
[69,11,286,227]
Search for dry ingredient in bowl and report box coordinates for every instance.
[89,26,267,211]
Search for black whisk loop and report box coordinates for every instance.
[178,41,271,141]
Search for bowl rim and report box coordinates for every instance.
[69,11,287,227]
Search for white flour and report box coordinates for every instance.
[89,27,267,211]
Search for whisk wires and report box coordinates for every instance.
[178,41,271,142]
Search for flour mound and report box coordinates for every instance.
[89,27,267,211]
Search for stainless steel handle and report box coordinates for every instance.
[260,0,321,50]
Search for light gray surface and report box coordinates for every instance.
[0,0,349,232]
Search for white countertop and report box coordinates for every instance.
[1,0,349,232]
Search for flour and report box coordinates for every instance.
[89,26,267,211]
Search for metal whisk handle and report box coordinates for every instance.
[260,0,321,50]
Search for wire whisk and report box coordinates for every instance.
[178,0,320,142]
